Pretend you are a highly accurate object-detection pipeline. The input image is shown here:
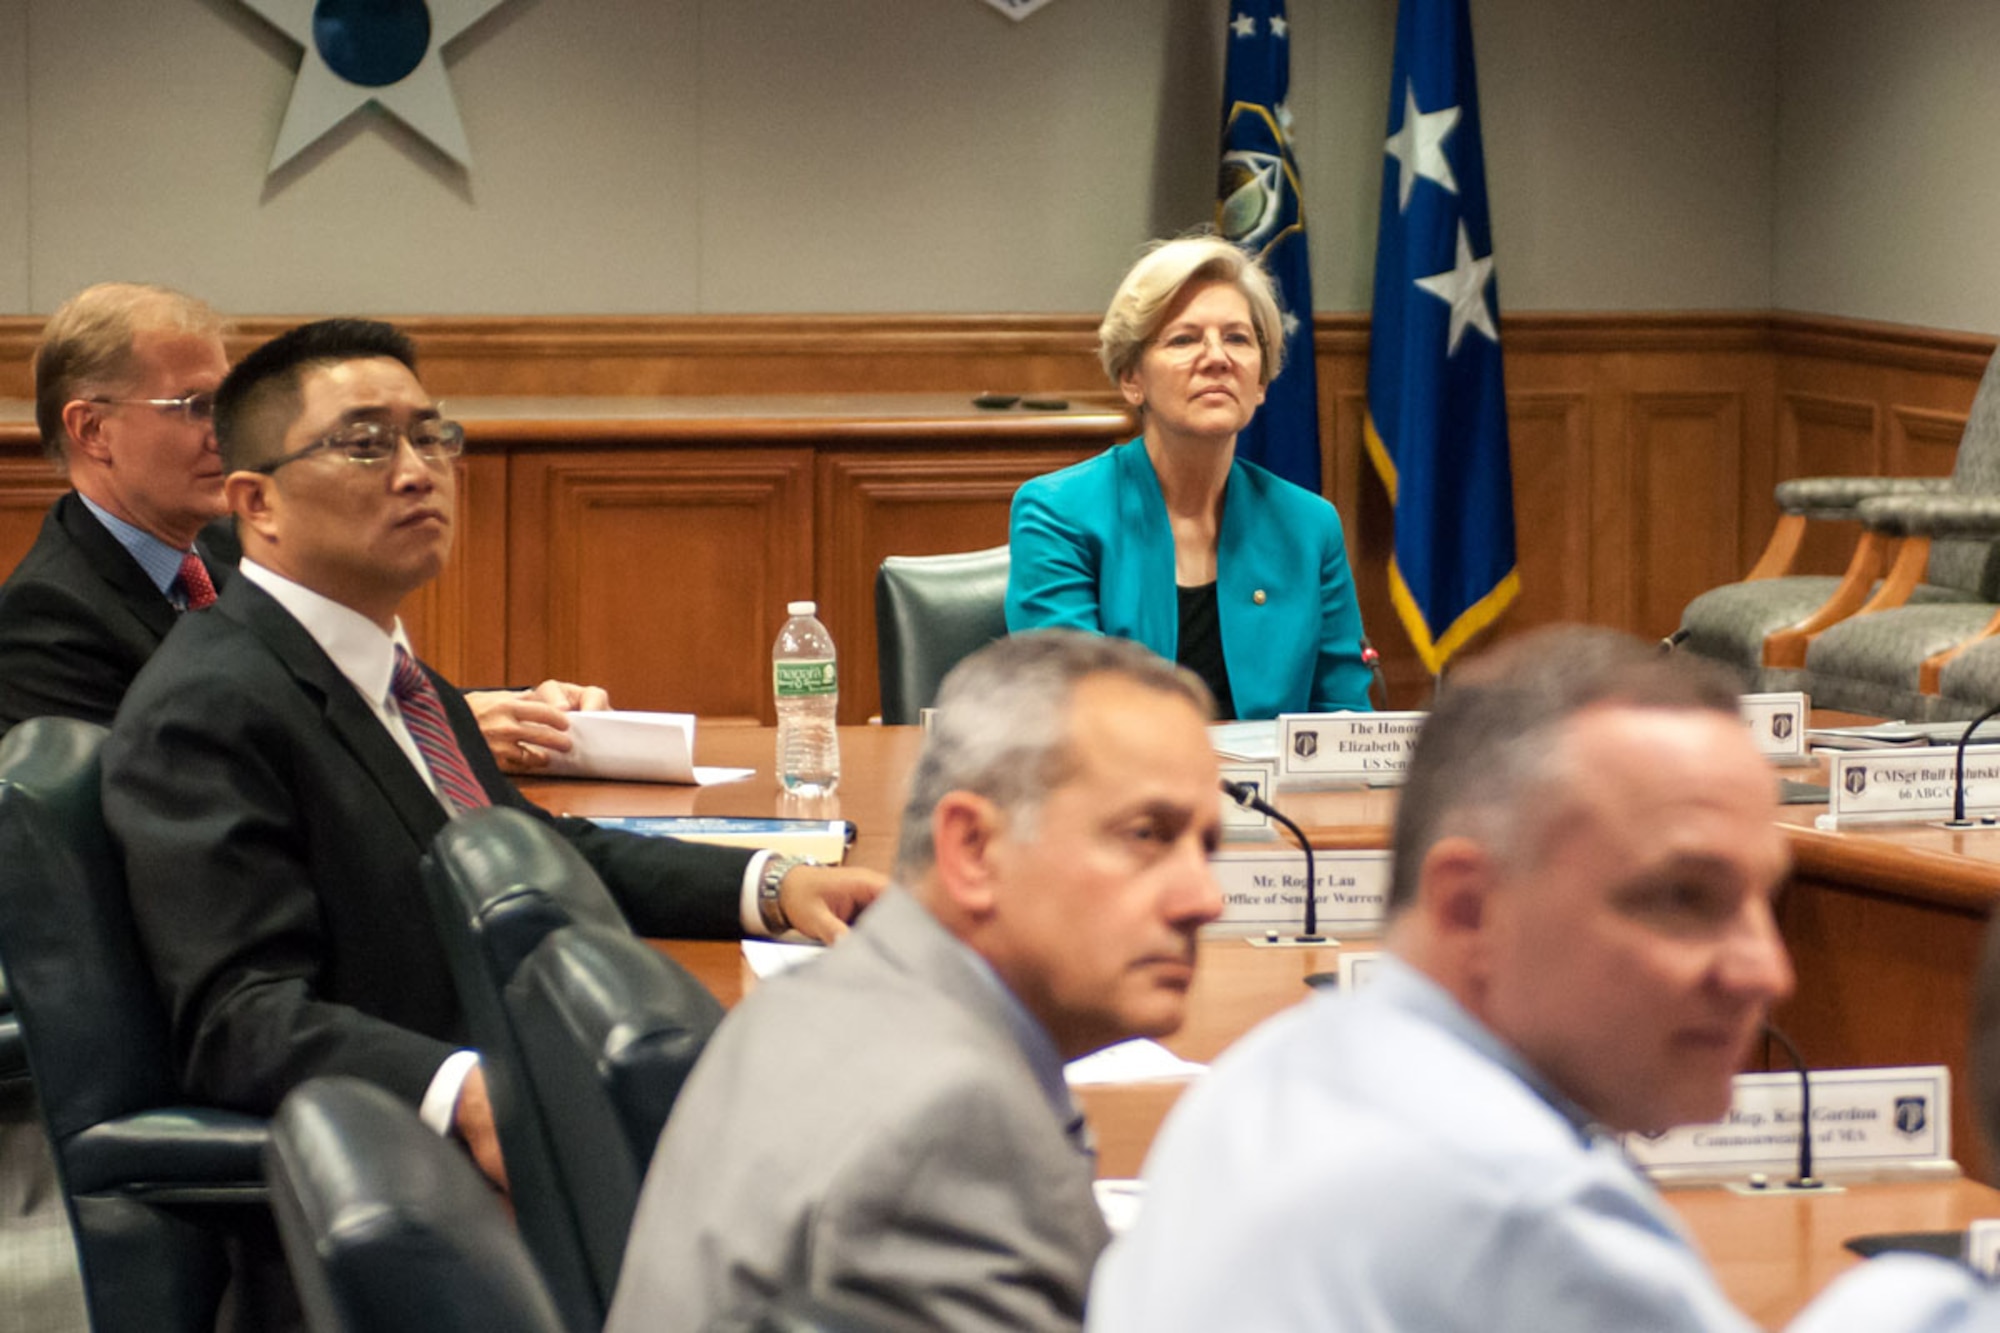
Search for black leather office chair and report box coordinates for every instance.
[266,1077,567,1333]
[0,962,28,1085]
[0,717,268,1333]
[874,545,1011,723]
[422,806,726,1333]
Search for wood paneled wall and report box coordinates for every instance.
[1,311,1993,717]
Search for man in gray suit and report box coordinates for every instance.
[606,630,1226,1333]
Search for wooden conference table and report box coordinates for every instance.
[520,724,2000,1328]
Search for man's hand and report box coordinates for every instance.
[467,680,613,773]
[777,864,887,943]
[452,1065,509,1191]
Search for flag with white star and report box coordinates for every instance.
[1364,0,1518,675]
[1216,0,1320,494]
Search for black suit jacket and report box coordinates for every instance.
[0,492,231,737]
[103,575,752,1114]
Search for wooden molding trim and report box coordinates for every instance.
[1772,313,1998,376]
[458,401,1134,447]
[0,308,1990,389]
[1497,311,1776,354]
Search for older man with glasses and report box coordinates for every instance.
[0,282,234,738]
[0,283,624,772]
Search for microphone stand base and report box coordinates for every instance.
[1726,1176,1846,1197]
[1247,932,1341,949]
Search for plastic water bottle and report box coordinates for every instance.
[773,600,840,796]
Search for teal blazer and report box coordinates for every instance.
[1006,439,1372,719]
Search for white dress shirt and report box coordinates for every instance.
[237,560,773,1135]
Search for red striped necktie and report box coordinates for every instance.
[391,647,491,814]
[176,552,217,610]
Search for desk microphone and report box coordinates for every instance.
[1946,700,2000,828]
[1360,638,1388,710]
[1219,778,1323,944]
[1762,1022,1823,1191]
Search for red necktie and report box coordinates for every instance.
[391,647,491,814]
[177,552,217,610]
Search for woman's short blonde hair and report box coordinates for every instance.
[1097,234,1286,388]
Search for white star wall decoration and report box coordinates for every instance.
[237,0,509,174]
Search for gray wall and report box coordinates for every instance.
[1774,0,2000,333]
[0,1,1977,329]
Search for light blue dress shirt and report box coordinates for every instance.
[76,493,195,604]
[1087,957,1992,1332]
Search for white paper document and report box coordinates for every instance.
[538,710,754,785]
[1093,1179,1146,1234]
[1209,721,1279,763]
[740,940,825,979]
[1063,1039,1207,1086]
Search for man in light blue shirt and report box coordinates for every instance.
[1089,626,1994,1331]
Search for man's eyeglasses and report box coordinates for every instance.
[247,418,467,475]
[87,391,216,424]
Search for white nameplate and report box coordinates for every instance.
[1740,692,1809,765]
[1969,1220,2000,1277]
[1206,849,1390,936]
[1338,950,1384,992]
[1218,761,1277,840]
[1624,1065,1952,1184]
[1820,747,2000,828]
[1277,711,1425,787]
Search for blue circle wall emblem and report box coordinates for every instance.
[313,0,432,88]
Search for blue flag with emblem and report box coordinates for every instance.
[1364,0,1518,675]
[1217,0,1320,494]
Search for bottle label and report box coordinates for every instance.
[775,659,838,698]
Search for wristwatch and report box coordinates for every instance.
[757,854,812,936]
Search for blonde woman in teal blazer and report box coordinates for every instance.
[1006,237,1372,720]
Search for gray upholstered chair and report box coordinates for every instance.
[421,806,725,1333]
[874,546,1010,723]
[1932,635,2000,718]
[1796,356,2000,718]
[1677,347,2000,689]
[265,1077,567,1333]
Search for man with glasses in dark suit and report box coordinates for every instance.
[104,318,881,1189]
[0,283,609,772]
[0,282,233,739]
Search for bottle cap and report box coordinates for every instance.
[787,600,817,616]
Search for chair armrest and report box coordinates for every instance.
[0,1015,25,1085]
[65,1107,268,1197]
[1855,492,2000,540]
[1774,475,1951,518]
